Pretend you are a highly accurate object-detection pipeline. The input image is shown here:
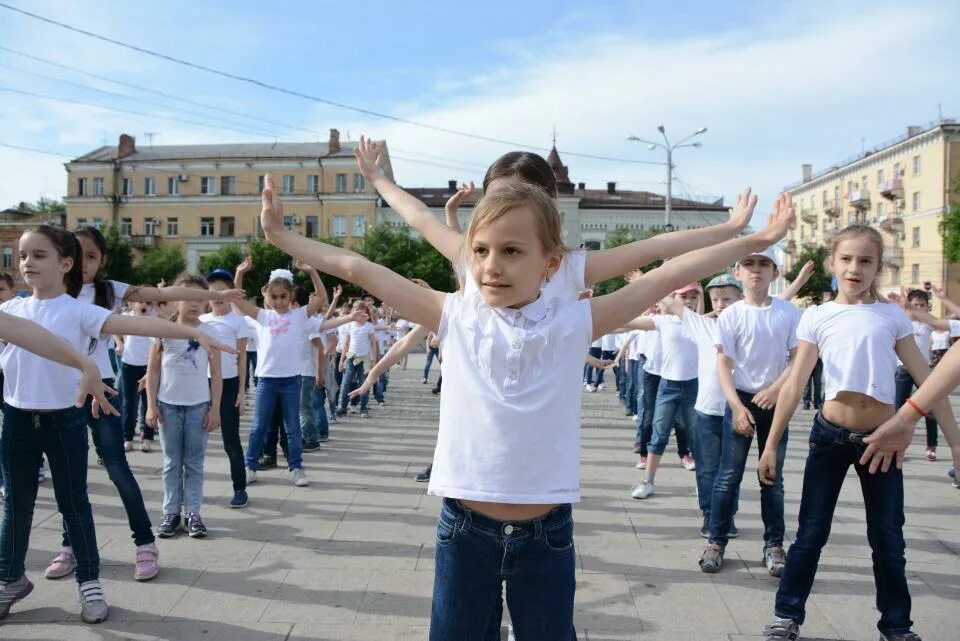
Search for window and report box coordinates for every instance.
[861,175,868,190]
[822,190,828,206]
[167,176,180,196]
[258,175,265,194]
[166,217,179,236]
[912,191,921,212]
[912,226,920,248]
[219,216,235,237]
[351,215,366,237]
[93,177,104,196]
[144,176,156,196]
[76,217,87,229]
[877,202,885,219]
[92,218,103,229]
[144,218,156,236]
[307,175,319,193]
[2,247,11,269]
[335,173,347,193]
[833,185,840,203]
[911,264,920,284]
[77,177,88,196]
[120,218,132,236]
[877,169,884,186]
[283,216,298,230]
[333,215,347,237]
[122,178,133,196]
[799,225,806,240]
[282,175,295,194]
[913,155,921,176]
[305,215,318,237]
[353,174,365,192]
[220,176,237,195]
[894,162,902,177]
[201,176,216,195]
[200,218,215,236]
[890,266,900,285]
[847,212,855,225]
[846,180,854,195]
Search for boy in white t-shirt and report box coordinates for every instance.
[704,247,801,577]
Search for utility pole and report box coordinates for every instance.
[627,126,707,230]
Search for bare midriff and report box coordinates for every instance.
[460,500,561,521]
[822,391,894,432]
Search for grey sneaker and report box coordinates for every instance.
[762,617,799,640]
[77,579,109,624]
[0,575,34,619]
[699,543,724,573]
[630,480,654,499]
[245,469,258,485]
[879,632,922,641]
[763,545,787,577]
[291,468,310,487]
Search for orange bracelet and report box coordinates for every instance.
[905,398,926,418]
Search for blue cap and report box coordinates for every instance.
[206,268,235,285]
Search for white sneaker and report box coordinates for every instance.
[635,456,647,469]
[291,469,310,487]
[585,384,596,393]
[631,480,655,499]
[37,465,47,483]
[245,469,258,485]
[123,441,134,452]
[140,439,152,453]
[597,383,605,391]
[682,454,696,471]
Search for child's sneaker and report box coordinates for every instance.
[123,440,134,452]
[763,545,787,577]
[635,456,647,469]
[156,513,181,538]
[699,543,724,573]
[360,411,370,418]
[597,383,605,391]
[246,469,258,485]
[258,454,277,470]
[134,543,159,581]
[303,442,322,452]
[230,490,248,508]
[44,546,76,579]
[0,575,34,619]
[291,469,310,487]
[762,616,799,640]
[318,433,330,442]
[925,448,936,461]
[415,464,432,483]
[630,480,654,499]
[140,438,152,453]
[682,454,696,471]
[77,579,109,623]
[950,467,958,488]
[186,513,207,538]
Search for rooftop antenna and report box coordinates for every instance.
[938,103,944,122]
[144,132,157,147]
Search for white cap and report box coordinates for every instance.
[736,246,778,269]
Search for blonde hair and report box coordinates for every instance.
[830,224,886,302]
[465,183,568,258]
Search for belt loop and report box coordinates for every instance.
[460,506,472,536]
[534,518,543,539]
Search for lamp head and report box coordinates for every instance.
[696,127,708,135]
[657,125,665,134]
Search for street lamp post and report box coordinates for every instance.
[627,126,707,230]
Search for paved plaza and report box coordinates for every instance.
[2,353,958,640]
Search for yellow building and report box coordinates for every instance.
[64,130,392,271]
[783,119,960,312]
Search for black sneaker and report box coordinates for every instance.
[415,464,432,483]
[156,513,181,538]
[318,434,329,443]
[229,490,248,509]
[699,516,710,539]
[802,402,811,410]
[258,455,277,470]
[336,408,347,417]
[431,386,441,395]
[728,520,739,539]
[186,513,208,539]
[303,442,322,452]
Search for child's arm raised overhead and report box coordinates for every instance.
[230,256,262,319]
[590,193,794,339]
[444,182,474,234]
[295,259,328,315]
[259,173,446,331]
[932,285,960,318]
[779,260,815,302]
[356,136,463,264]
[583,187,758,286]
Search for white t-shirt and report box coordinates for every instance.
[199,311,251,380]
[681,312,726,416]
[717,298,801,393]
[375,327,392,356]
[154,323,217,406]
[0,294,112,410]
[643,329,663,376]
[335,323,350,354]
[429,291,593,504]
[910,321,933,363]
[78,279,129,379]
[932,329,951,351]
[601,333,618,352]
[254,306,310,378]
[299,316,325,377]
[462,249,587,304]
[121,334,151,367]
[345,321,376,358]
[652,315,698,382]
[796,301,913,405]
[394,318,413,341]
[244,316,259,352]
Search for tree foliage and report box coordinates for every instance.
[939,176,960,264]
[136,244,186,287]
[197,243,246,278]
[357,223,455,294]
[784,244,832,303]
[100,224,137,285]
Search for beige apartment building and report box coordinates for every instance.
[64,129,391,271]
[783,119,960,312]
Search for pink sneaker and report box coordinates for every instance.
[44,547,76,579]
[682,454,696,471]
[134,543,159,581]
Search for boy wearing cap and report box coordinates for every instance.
[700,247,801,575]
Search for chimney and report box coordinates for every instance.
[607,181,616,195]
[801,164,812,183]
[448,179,457,192]
[329,128,341,154]
[906,125,923,138]
[118,134,136,159]
[577,182,585,191]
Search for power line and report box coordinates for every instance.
[0,141,73,157]
[0,2,664,166]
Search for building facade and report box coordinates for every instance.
[64,130,391,271]
[783,120,960,311]
[0,204,66,293]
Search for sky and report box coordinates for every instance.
[0,0,957,226]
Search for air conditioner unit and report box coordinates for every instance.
[153,219,161,226]
[290,216,301,224]
[178,174,189,182]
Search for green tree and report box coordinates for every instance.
[784,245,832,303]
[590,226,662,296]
[197,243,246,277]
[100,224,137,285]
[939,175,960,263]
[31,196,65,216]
[358,223,455,294]
[135,244,186,286]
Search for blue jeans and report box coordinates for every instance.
[120,363,152,441]
[246,376,303,471]
[634,366,658,452]
[66,380,154,547]
[583,347,604,386]
[430,499,577,641]
[339,359,369,411]
[894,365,938,448]
[424,348,440,382]
[694,411,739,518]
[300,376,329,445]
[158,401,210,515]
[218,377,246,492]
[647,378,697,457]
[709,389,786,548]
[775,413,912,635]
[1,406,100,583]
[374,372,388,403]
[245,350,258,389]
[625,359,639,416]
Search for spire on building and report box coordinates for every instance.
[546,134,574,194]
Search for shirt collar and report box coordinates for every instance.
[494,294,549,323]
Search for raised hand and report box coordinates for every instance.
[259,174,285,238]
[759,193,796,244]
[236,256,253,275]
[798,260,815,282]
[727,187,758,233]
[294,258,316,273]
[332,284,343,299]
[355,135,384,183]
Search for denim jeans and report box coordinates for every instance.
[894,365,938,448]
[300,376,329,445]
[694,411,739,518]
[339,358,369,411]
[424,347,440,382]
[634,366,658,453]
[647,378,698,457]
[120,363,152,441]
[0,406,100,583]
[158,401,210,515]
[625,359,639,416]
[583,346,604,386]
[373,372,388,403]
[430,499,577,641]
[802,358,823,409]
[708,389,786,548]
[775,413,912,635]
[67,380,154,547]
[218,377,246,492]
[245,350,258,389]
[246,376,303,471]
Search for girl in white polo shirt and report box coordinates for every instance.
[256,169,794,640]
[755,225,960,641]
[337,301,379,418]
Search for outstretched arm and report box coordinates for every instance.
[349,325,431,400]
[230,256,262,319]
[584,187,757,285]
[779,260,815,302]
[932,286,960,317]
[444,182,474,234]
[127,285,244,306]
[910,308,952,332]
[102,315,236,355]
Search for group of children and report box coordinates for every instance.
[0,141,957,641]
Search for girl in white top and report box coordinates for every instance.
[0,225,229,623]
[756,225,960,641]
[337,301,380,416]
[145,274,223,539]
[117,301,155,449]
[257,169,794,640]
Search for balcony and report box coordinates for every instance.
[800,208,817,225]
[885,246,904,267]
[129,234,160,249]
[824,199,841,217]
[879,214,904,234]
[847,189,871,210]
[879,177,904,200]
[784,240,795,255]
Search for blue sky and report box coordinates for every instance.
[1,0,958,225]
